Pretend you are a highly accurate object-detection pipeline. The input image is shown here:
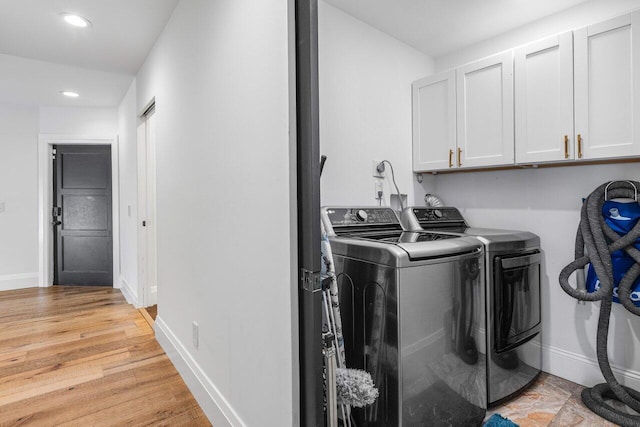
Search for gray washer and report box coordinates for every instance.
[322,207,487,426]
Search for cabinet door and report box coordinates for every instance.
[457,51,515,168]
[412,71,456,172]
[515,32,574,164]
[575,11,640,160]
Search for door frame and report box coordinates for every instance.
[38,134,120,288]
[137,99,157,308]
[294,0,323,424]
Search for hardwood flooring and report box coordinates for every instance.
[139,305,157,327]
[0,286,211,426]
[143,305,158,322]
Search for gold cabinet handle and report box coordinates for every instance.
[457,147,462,167]
[564,135,569,159]
[577,134,583,158]
[448,149,453,168]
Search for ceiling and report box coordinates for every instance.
[0,0,605,108]
[0,0,179,107]
[323,0,593,58]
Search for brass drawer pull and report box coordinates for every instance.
[457,148,462,167]
[577,134,583,158]
[564,135,569,159]
[449,149,453,168]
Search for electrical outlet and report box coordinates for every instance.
[374,181,383,200]
[192,321,199,349]
[372,160,384,178]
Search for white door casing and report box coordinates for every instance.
[137,104,158,307]
[37,135,120,288]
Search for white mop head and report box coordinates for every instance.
[336,368,379,408]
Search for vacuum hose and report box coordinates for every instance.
[559,180,640,426]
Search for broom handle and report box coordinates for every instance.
[323,333,338,427]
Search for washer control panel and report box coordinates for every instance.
[325,207,399,226]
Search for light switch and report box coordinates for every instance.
[0,202,5,213]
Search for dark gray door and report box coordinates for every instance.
[53,145,113,286]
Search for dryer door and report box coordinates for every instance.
[493,251,541,353]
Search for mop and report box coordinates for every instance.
[321,226,379,414]
[319,156,378,426]
[559,180,640,426]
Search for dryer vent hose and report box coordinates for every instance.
[559,180,640,426]
[424,194,444,207]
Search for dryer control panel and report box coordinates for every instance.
[412,207,465,224]
[402,207,467,232]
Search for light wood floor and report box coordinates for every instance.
[0,286,211,426]
[144,305,158,322]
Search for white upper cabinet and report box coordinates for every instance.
[412,71,456,171]
[574,11,640,160]
[456,51,515,168]
[515,32,574,164]
[412,9,640,174]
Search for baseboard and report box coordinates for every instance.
[118,276,140,308]
[154,317,245,427]
[542,342,640,391]
[0,273,39,291]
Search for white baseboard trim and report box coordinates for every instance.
[118,276,140,308]
[154,316,245,427]
[0,273,39,291]
[542,342,640,391]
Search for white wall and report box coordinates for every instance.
[117,80,139,302]
[420,0,640,389]
[135,0,295,425]
[435,0,640,72]
[0,104,39,290]
[0,103,120,292]
[319,1,434,207]
[39,106,117,136]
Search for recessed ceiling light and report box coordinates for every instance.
[61,13,92,28]
[61,91,80,98]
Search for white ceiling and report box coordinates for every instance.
[0,0,179,107]
[0,0,606,108]
[323,0,593,58]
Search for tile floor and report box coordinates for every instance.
[487,372,639,426]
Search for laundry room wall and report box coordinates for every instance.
[134,0,296,426]
[419,0,640,389]
[0,104,39,291]
[318,1,434,207]
[117,79,138,303]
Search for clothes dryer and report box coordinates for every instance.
[401,206,542,406]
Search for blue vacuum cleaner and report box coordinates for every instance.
[559,180,640,426]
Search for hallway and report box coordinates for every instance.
[0,286,210,426]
